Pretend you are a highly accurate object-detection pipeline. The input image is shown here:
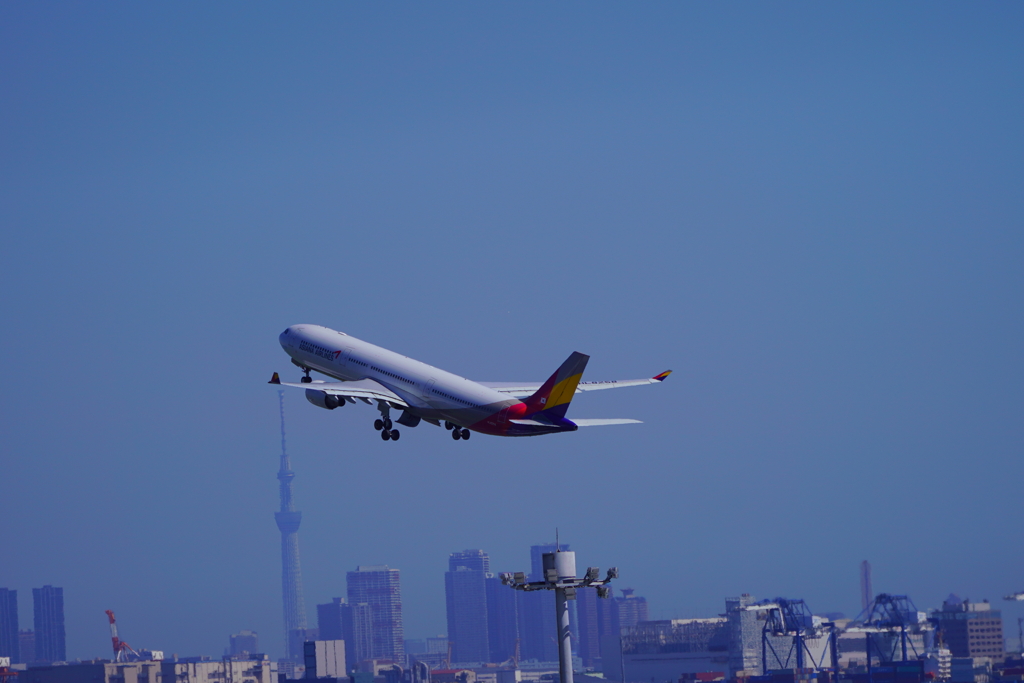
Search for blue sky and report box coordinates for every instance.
[1,3,1022,661]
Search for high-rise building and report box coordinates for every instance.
[485,575,519,664]
[274,393,309,661]
[445,550,491,664]
[317,599,345,642]
[347,566,404,663]
[315,598,356,671]
[576,584,605,668]
[32,586,65,663]
[230,631,260,657]
[614,588,649,630]
[0,589,18,664]
[933,596,1005,659]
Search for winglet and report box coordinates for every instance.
[269,372,281,384]
[652,370,672,382]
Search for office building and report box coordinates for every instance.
[19,631,35,665]
[614,588,649,629]
[576,584,618,669]
[33,586,65,663]
[0,589,18,664]
[933,596,1005,659]
[445,551,490,664]
[304,640,346,679]
[317,599,346,642]
[319,597,367,671]
[230,631,259,657]
[484,575,518,664]
[347,566,404,663]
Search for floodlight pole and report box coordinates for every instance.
[501,550,618,683]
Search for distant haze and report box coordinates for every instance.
[0,3,1022,661]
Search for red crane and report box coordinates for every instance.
[105,610,140,662]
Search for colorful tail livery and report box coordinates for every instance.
[273,324,670,442]
[523,351,589,419]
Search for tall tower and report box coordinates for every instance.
[275,391,308,661]
[860,560,873,614]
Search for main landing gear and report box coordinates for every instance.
[375,402,399,441]
[445,422,470,441]
[375,419,400,441]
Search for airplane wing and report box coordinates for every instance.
[478,370,671,399]
[271,374,409,408]
[571,418,643,426]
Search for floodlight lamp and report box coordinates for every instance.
[585,567,600,583]
[606,567,619,580]
[545,568,558,583]
[500,573,513,585]
[597,586,611,599]
[513,572,526,584]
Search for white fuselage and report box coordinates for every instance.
[280,324,515,425]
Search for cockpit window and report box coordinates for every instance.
[282,328,290,335]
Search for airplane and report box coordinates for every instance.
[270,324,671,442]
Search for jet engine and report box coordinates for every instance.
[305,389,344,410]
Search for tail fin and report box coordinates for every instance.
[522,352,590,419]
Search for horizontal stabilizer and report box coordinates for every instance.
[571,418,643,426]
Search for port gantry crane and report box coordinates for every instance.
[845,593,933,683]
[105,610,140,663]
[740,598,839,676]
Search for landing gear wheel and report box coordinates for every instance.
[445,421,454,430]
[451,428,462,440]
[374,419,384,431]
[381,429,391,441]
[383,418,393,430]
[460,429,470,440]
[390,429,400,441]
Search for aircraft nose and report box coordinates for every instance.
[279,326,295,349]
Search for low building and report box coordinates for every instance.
[20,659,276,683]
[933,598,1005,661]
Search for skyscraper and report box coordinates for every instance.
[484,575,519,664]
[445,550,490,664]
[275,392,308,661]
[0,589,18,663]
[32,586,65,663]
[347,566,404,663]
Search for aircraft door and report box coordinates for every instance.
[424,379,436,403]
[338,347,354,366]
